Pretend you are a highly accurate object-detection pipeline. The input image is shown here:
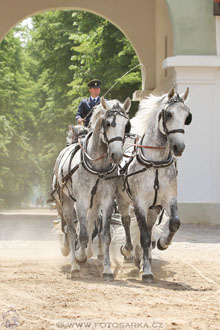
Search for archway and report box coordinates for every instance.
[0,0,174,92]
[0,8,142,207]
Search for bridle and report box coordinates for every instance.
[101,103,130,145]
[158,94,192,136]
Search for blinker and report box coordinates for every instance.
[185,112,192,125]
[125,121,131,133]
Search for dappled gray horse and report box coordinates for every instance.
[66,125,89,146]
[54,96,131,280]
[50,124,89,255]
[116,87,192,282]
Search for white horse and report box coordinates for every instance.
[53,96,131,280]
[116,87,192,282]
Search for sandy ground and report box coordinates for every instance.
[0,210,219,330]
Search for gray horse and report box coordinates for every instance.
[66,125,89,146]
[54,96,131,280]
[116,87,192,282]
[51,124,89,255]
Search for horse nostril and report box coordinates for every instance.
[173,143,185,156]
[173,145,178,154]
[111,152,122,163]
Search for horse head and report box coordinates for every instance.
[158,87,192,157]
[66,124,89,145]
[92,96,131,163]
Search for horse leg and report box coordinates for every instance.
[147,208,161,262]
[91,212,104,259]
[75,203,88,263]
[116,195,133,257]
[133,208,158,270]
[157,197,180,250]
[61,205,79,256]
[61,230,70,257]
[62,195,80,277]
[134,205,154,282]
[86,207,99,259]
[53,196,70,256]
[102,200,114,281]
[97,214,104,259]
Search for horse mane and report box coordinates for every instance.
[131,93,167,135]
[90,99,123,129]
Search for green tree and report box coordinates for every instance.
[0,10,142,205]
[0,30,38,207]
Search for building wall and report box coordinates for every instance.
[155,0,173,88]
[163,56,220,225]
[165,0,216,55]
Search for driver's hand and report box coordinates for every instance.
[77,118,83,125]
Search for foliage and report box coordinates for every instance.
[0,10,141,207]
[0,31,38,206]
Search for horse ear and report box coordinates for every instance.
[101,96,110,111]
[181,87,189,102]
[68,125,72,131]
[168,87,175,100]
[123,97,131,114]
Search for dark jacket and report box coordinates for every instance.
[75,96,100,127]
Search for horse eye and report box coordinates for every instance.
[105,121,111,127]
[166,111,172,118]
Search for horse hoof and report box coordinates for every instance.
[134,257,141,269]
[152,240,156,249]
[157,238,168,251]
[75,256,87,265]
[142,274,154,283]
[120,245,131,257]
[124,255,134,263]
[103,273,114,281]
[70,270,80,279]
[61,247,70,256]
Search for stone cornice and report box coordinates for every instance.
[163,56,220,68]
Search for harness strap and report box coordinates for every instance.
[156,208,165,226]
[167,129,185,135]
[123,167,147,201]
[58,144,81,203]
[149,169,159,209]
[62,163,80,184]
[78,132,107,161]
[127,143,166,150]
[107,136,123,144]
[90,177,100,209]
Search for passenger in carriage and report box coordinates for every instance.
[75,79,101,127]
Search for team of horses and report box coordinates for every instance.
[51,87,192,282]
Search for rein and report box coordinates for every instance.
[126,135,166,150]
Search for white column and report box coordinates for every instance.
[163,56,220,206]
